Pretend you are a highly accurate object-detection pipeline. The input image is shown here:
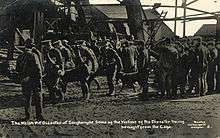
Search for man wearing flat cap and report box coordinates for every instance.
[188,36,210,96]
[120,40,138,73]
[98,44,123,96]
[157,37,178,98]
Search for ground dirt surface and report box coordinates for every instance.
[0,76,219,138]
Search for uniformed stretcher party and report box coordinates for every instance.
[15,36,220,121]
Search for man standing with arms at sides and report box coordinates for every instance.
[189,37,210,96]
[207,40,218,94]
[16,39,44,121]
[99,42,123,96]
[157,38,178,98]
[135,40,149,98]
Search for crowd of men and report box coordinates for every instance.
[153,37,218,98]
[14,35,220,120]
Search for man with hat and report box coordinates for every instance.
[98,43,123,96]
[135,40,149,97]
[120,40,138,73]
[173,41,189,97]
[157,38,178,98]
[188,36,210,96]
[16,38,44,121]
[187,37,199,96]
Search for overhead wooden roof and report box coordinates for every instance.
[194,24,216,37]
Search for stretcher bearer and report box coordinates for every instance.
[42,40,65,104]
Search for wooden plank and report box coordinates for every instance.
[33,10,44,48]
[186,0,199,6]
[7,14,15,60]
[94,16,216,23]
[216,16,220,42]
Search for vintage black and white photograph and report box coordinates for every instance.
[0,0,219,137]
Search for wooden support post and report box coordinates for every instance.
[183,0,187,37]
[74,0,87,31]
[216,16,220,42]
[33,10,44,49]
[174,0,178,36]
[122,0,145,40]
[7,14,15,60]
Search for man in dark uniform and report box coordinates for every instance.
[99,42,123,96]
[135,40,149,97]
[42,40,65,104]
[16,39,44,121]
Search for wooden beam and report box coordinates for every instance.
[54,3,218,17]
[183,0,187,37]
[186,7,218,15]
[145,16,216,21]
[95,15,216,23]
[15,28,25,42]
[179,11,220,18]
[174,0,178,36]
[33,10,44,48]
[186,0,199,6]
[123,0,145,40]
[216,16,220,42]
[55,3,182,8]
[7,14,15,60]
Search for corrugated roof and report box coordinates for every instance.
[94,5,127,19]
[143,8,174,40]
[194,24,216,36]
[83,6,107,20]
[144,8,160,20]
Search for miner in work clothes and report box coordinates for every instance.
[16,39,44,121]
